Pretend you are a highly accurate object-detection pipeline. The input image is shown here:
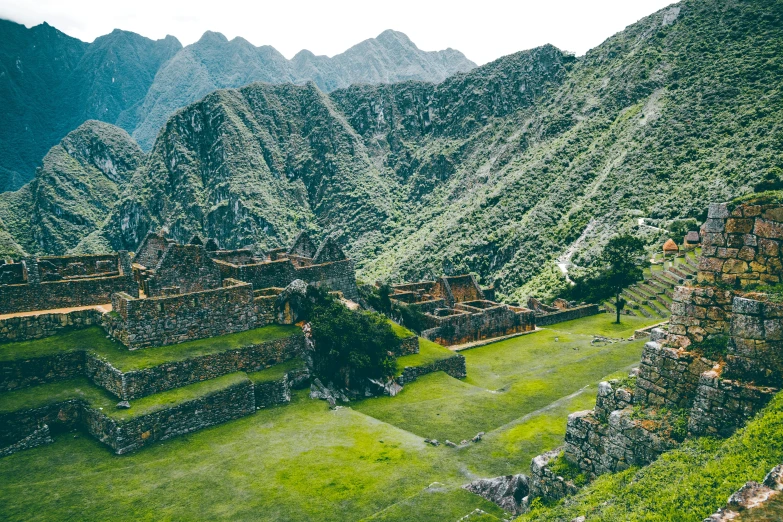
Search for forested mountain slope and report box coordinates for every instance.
[2,0,781,303]
[0,21,475,191]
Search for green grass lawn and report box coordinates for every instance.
[395,338,455,375]
[0,324,300,371]
[0,373,250,420]
[0,313,662,521]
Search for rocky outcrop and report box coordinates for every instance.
[463,474,529,515]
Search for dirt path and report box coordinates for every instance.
[0,303,112,321]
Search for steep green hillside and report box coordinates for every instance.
[131,29,476,149]
[0,121,144,255]
[0,20,180,193]
[3,0,781,303]
[0,21,475,190]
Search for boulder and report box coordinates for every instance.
[463,474,529,514]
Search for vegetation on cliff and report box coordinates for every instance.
[2,0,782,302]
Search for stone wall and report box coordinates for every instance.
[0,308,103,343]
[634,341,714,409]
[84,378,255,454]
[0,399,82,452]
[534,304,602,327]
[668,285,735,348]
[396,354,466,385]
[0,274,137,315]
[145,244,223,297]
[106,279,259,349]
[698,202,783,287]
[0,351,85,392]
[726,296,783,385]
[421,304,536,346]
[594,379,634,422]
[215,257,359,301]
[38,254,120,279]
[688,369,777,437]
[254,374,292,408]
[563,407,679,478]
[526,449,580,503]
[396,335,420,356]
[86,334,304,400]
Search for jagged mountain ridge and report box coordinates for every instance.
[2,0,782,304]
[0,21,476,191]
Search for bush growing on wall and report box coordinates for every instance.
[306,286,399,389]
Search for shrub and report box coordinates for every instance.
[689,334,730,361]
[306,286,399,389]
[548,451,588,487]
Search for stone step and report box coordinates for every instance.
[668,266,691,281]
[646,300,668,318]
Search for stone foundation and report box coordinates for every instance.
[0,308,104,343]
[84,378,255,454]
[0,351,86,393]
[526,449,580,503]
[396,354,467,385]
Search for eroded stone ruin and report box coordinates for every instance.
[388,274,537,346]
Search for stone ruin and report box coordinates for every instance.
[466,198,783,515]
[0,230,376,456]
[0,252,137,314]
[526,297,601,326]
[388,274,536,346]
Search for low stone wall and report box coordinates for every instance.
[534,304,601,327]
[422,305,535,346]
[396,354,466,385]
[254,374,292,408]
[0,274,136,315]
[635,341,713,409]
[86,334,304,400]
[105,279,259,349]
[564,408,678,478]
[0,309,104,343]
[396,335,420,356]
[527,449,579,503]
[0,351,85,393]
[688,369,777,437]
[84,379,255,454]
[0,399,82,450]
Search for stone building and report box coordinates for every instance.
[389,275,536,346]
[513,199,783,511]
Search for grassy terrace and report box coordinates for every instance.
[0,324,300,371]
[395,338,455,376]
[0,313,662,521]
[0,373,250,420]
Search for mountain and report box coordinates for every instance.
[3,0,782,303]
[0,23,476,191]
[0,120,143,256]
[129,29,476,149]
[0,19,180,193]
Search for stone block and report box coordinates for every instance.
[723,259,749,274]
[726,219,754,234]
[754,219,783,240]
[703,219,726,233]
[763,207,783,222]
[708,203,729,219]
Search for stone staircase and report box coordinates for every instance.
[603,253,699,320]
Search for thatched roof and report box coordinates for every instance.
[663,238,679,252]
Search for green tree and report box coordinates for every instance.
[306,286,399,389]
[601,234,647,324]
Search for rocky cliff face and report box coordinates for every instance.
[3,0,782,302]
[0,121,143,255]
[0,21,476,190]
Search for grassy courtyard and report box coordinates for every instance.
[0,313,659,521]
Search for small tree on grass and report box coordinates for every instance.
[306,286,399,389]
[601,234,647,324]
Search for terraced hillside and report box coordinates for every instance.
[0,313,660,521]
[603,249,700,321]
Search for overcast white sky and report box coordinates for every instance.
[0,0,676,65]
